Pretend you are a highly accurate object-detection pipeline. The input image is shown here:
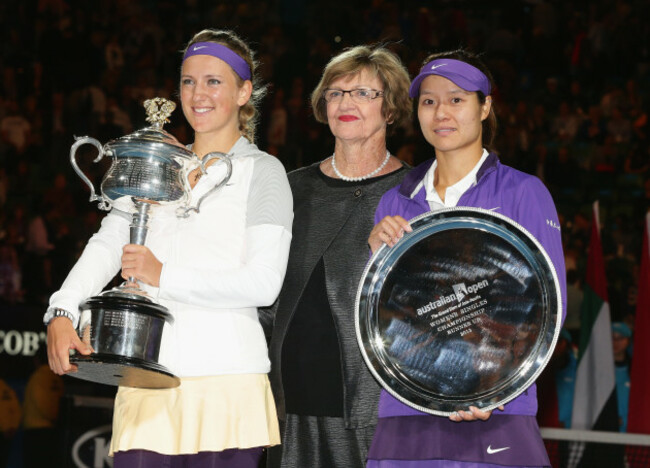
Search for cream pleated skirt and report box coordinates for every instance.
[109,373,280,456]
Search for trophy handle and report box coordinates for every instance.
[70,136,111,210]
[178,152,232,217]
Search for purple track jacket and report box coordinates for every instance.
[374,152,567,417]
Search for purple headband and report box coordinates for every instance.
[409,58,491,98]
[183,42,252,81]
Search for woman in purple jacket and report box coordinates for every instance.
[366,50,566,467]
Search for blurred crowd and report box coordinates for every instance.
[0,0,649,429]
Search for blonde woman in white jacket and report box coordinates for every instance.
[44,29,292,468]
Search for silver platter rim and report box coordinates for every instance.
[355,206,562,416]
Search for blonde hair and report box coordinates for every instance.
[182,29,266,142]
[311,45,411,129]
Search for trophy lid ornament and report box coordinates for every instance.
[144,97,176,128]
[110,98,190,155]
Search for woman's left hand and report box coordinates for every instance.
[449,405,504,422]
[121,244,162,287]
[368,215,412,254]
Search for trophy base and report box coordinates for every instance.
[70,353,180,389]
[74,294,177,389]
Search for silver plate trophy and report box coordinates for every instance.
[356,207,562,416]
[68,97,232,388]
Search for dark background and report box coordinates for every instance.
[1,0,648,466]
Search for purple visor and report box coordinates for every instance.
[409,58,491,98]
[183,42,252,81]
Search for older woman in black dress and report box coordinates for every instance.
[263,45,412,468]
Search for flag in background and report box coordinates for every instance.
[569,201,622,468]
[627,212,650,434]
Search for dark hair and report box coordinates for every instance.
[182,29,266,142]
[311,45,412,129]
[419,49,497,151]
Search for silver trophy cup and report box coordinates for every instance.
[68,98,232,388]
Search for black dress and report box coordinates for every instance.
[265,161,410,468]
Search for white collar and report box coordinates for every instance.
[421,149,489,209]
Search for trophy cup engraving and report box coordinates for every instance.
[67,98,232,388]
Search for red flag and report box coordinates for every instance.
[627,212,650,434]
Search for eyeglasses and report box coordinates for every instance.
[323,88,385,103]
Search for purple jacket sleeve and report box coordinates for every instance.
[511,176,567,325]
[497,175,566,416]
[374,188,398,225]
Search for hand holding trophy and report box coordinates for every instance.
[63,97,232,388]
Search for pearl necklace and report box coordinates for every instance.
[331,150,391,182]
